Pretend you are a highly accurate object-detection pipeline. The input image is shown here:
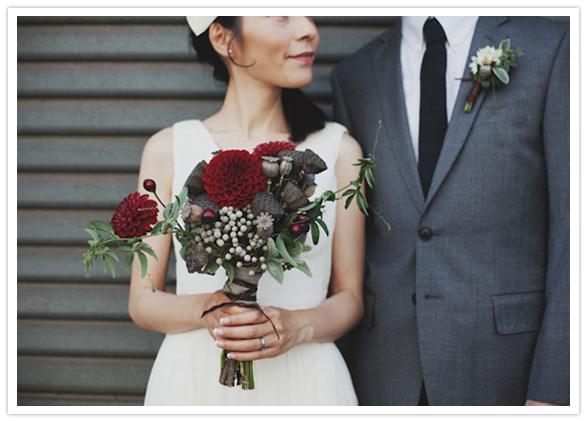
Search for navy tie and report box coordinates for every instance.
[418,17,448,198]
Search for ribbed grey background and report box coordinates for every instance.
[16,15,568,406]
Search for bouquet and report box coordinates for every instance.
[83,123,388,390]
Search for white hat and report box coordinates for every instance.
[186,16,218,37]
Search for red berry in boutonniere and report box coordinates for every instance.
[110,192,158,238]
[202,150,267,208]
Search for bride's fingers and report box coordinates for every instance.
[213,332,278,352]
[218,309,265,326]
[213,321,276,340]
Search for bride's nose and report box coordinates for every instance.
[293,16,318,41]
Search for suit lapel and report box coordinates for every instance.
[422,16,510,210]
[372,22,426,214]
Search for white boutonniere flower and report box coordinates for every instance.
[462,38,525,112]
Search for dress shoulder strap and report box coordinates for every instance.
[171,119,208,197]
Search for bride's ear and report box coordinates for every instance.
[208,22,235,60]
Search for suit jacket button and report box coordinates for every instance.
[418,227,433,241]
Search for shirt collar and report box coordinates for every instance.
[401,16,479,51]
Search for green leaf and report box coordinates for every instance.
[223,262,235,282]
[302,244,313,252]
[310,221,320,245]
[163,205,172,220]
[294,259,312,277]
[203,260,220,275]
[103,256,117,279]
[499,38,511,51]
[323,191,336,202]
[84,228,100,242]
[356,192,369,215]
[137,243,158,261]
[266,261,284,284]
[150,221,164,234]
[178,186,188,207]
[297,200,319,212]
[125,252,134,267]
[344,194,354,209]
[365,168,375,188]
[137,251,148,279]
[88,220,114,233]
[315,217,329,236]
[342,188,355,197]
[276,234,298,267]
[492,67,510,85]
[266,237,279,260]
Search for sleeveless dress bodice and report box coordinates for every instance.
[143,119,357,405]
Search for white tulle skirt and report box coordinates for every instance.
[143,328,358,405]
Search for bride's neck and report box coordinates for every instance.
[215,77,289,139]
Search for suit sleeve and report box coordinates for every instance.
[526,27,570,405]
[330,67,353,133]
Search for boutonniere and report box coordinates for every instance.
[462,38,525,112]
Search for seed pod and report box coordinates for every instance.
[261,156,280,178]
[279,156,294,176]
[303,149,327,174]
[304,183,316,197]
[192,193,219,213]
[251,192,285,219]
[281,181,309,209]
[183,160,207,199]
[278,150,304,174]
[189,204,204,223]
[256,212,275,239]
[186,243,209,273]
[302,173,315,187]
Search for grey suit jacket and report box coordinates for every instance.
[330,16,569,405]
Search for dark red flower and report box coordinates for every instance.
[202,150,266,208]
[111,192,159,238]
[252,141,296,159]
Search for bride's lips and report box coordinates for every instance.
[288,52,315,65]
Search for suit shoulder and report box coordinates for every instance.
[507,16,568,39]
[331,23,399,80]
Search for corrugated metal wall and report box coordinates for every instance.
[16,15,398,406]
[16,15,568,406]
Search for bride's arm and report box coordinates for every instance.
[214,132,365,360]
[127,128,239,335]
[295,131,366,343]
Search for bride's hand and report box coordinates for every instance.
[201,290,249,340]
[211,305,306,361]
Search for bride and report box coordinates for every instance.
[128,16,365,405]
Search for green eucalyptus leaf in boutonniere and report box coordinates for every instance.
[462,38,525,112]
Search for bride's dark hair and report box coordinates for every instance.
[189,16,327,143]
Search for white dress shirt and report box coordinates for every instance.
[401,16,479,161]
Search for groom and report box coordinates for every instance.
[330,16,569,405]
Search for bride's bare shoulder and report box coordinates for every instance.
[144,126,173,155]
[138,126,174,197]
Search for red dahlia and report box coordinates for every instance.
[252,141,296,159]
[202,150,267,208]
[110,192,159,238]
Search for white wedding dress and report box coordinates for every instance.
[143,119,358,405]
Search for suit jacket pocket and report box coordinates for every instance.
[491,290,546,335]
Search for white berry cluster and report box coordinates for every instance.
[191,204,269,275]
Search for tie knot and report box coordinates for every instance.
[423,18,447,45]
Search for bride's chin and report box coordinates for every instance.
[279,74,314,89]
